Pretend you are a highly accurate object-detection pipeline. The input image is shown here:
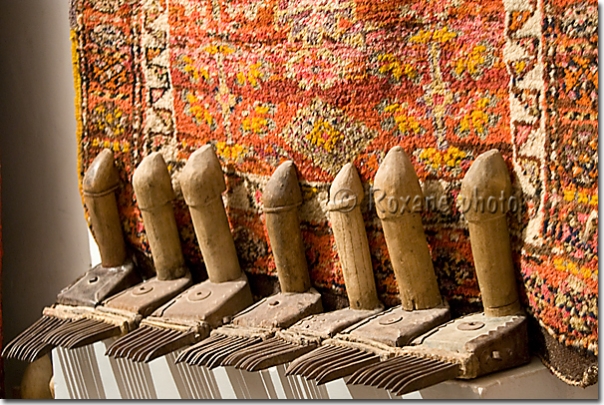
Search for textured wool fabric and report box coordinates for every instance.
[71,0,597,386]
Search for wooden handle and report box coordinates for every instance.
[82,149,127,268]
[263,161,311,293]
[460,149,521,317]
[180,145,242,283]
[374,146,442,310]
[132,152,186,281]
[328,163,381,310]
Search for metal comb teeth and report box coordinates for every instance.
[175,334,262,369]
[174,334,227,364]
[221,337,318,372]
[348,354,460,396]
[285,344,380,385]
[105,325,197,362]
[44,317,121,349]
[2,315,69,362]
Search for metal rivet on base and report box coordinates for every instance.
[457,321,485,331]
[379,316,403,325]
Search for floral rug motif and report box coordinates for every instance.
[71,0,597,385]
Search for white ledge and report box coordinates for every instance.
[419,357,598,400]
[52,338,597,400]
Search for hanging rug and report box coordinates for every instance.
[71,0,597,386]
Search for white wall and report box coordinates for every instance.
[0,0,91,397]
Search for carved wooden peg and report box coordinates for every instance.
[177,163,391,373]
[180,144,242,283]
[459,149,521,317]
[2,149,145,361]
[328,163,380,310]
[263,160,311,294]
[56,149,141,308]
[329,151,528,394]
[374,146,442,310]
[175,161,323,368]
[100,145,253,363]
[283,160,451,385]
[82,148,127,268]
[133,152,186,281]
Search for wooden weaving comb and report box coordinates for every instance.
[347,149,530,396]
[175,160,324,369]
[285,148,451,385]
[2,149,141,362]
[43,152,193,350]
[104,145,253,362]
[215,162,386,373]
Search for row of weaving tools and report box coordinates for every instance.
[4,145,529,396]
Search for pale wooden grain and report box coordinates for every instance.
[133,152,186,280]
[460,150,521,317]
[374,146,442,310]
[82,149,127,268]
[328,163,381,310]
[180,145,241,283]
[263,161,311,293]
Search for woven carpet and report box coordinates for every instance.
[71,0,597,386]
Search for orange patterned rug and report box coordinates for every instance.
[71,0,597,385]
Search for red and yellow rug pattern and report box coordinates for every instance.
[71,0,597,385]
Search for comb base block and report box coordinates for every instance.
[344,304,451,347]
[56,261,141,307]
[283,307,384,341]
[147,274,253,329]
[102,273,193,317]
[173,289,322,368]
[232,289,323,330]
[408,312,530,379]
